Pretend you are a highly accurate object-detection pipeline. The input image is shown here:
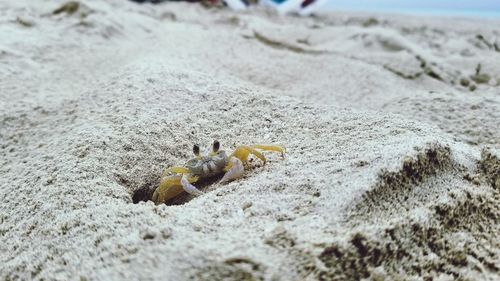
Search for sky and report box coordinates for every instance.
[326,0,500,17]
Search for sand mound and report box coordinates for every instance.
[1,1,499,280]
[481,147,500,189]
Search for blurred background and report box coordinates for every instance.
[327,0,500,18]
[133,0,500,18]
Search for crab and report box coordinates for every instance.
[152,140,284,204]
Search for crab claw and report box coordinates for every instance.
[152,174,199,204]
[221,157,245,183]
[181,174,204,196]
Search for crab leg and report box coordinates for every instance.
[251,145,285,157]
[221,157,245,183]
[230,145,285,167]
[230,146,266,166]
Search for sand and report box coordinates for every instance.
[0,1,499,280]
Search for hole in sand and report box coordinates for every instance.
[132,186,153,204]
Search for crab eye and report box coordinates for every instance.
[213,140,220,153]
[193,144,200,156]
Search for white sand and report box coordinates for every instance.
[1,1,499,280]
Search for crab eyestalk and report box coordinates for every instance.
[213,140,220,153]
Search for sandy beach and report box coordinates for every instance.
[1,1,499,280]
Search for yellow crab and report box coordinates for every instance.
[152,140,284,204]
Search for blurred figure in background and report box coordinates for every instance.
[262,0,329,15]
[130,0,330,15]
